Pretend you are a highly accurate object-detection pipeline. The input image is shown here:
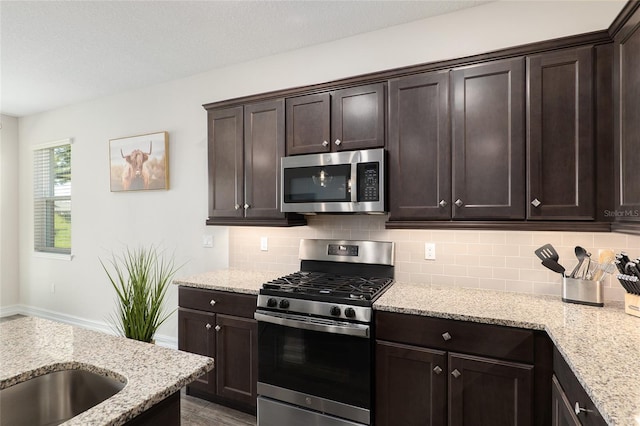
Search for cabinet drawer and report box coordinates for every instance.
[375,311,534,363]
[179,287,257,318]
[553,348,606,426]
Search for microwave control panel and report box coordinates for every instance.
[357,162,380,202]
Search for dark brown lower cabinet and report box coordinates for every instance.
[375,311,550,426]
[178,288,258,414]
[375,341,447,426]
[552,348,606,426]
[552,375,581,426]
[448,353,533,426]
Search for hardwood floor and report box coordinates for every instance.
[180,391,256,426]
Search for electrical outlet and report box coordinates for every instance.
[260,237,268,251]
[425,243,436,260]
[202,235,214,248]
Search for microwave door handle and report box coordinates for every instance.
[350,152,360,203]
[254,311,370,338]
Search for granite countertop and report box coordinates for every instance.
[174,269,640,425]
[173,269,284,294]
[0,317,214,426]
[374,281,640,426]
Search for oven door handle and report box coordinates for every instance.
[254,311,370,338]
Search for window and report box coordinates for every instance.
[33,139,71,254]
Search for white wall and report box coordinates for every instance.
[1,115,20,310]
[15,1,626,344]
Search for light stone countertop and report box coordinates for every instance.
[374,281,640,426]
[0,317,214,426]
[174,269,640,425]
[173,269,285,294]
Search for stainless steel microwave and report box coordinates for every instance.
[280,148,386,214]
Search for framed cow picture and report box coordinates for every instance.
[109,131,169,192]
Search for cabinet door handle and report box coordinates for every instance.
[205,323,212,330]
[234,204,240,210]
[244,203,250,209]
[433,366,443,374]
[454,199,463,207]
[451,369,461,378]
[574,402,592,415]
[442,332,452,341]
[322,141,329,147]
[215,325,221,332]
[531,198,541,207]
[335,139,342,146]
[439,200,447,208]
[210,299,216,306]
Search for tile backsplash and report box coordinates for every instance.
[229,215,639,301]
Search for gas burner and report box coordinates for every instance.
[261,272,393,305]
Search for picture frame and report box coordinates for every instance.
[109,131,169,192]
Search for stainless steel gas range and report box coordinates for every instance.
[254,239,395,426]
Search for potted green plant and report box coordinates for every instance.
[100,245,180,343]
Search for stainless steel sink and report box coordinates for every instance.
[0,369,126,426]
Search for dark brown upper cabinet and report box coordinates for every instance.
[527,46,595,220]
[613,2,640,225]
[208,106,244,219]
[387,71,451,220]
[207,100,305,226]
[243,100,286,219]
[451,58,526,220]
[285,83,385,155]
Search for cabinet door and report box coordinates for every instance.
[208,106,244,218]
[528,47,594,220]
[215,314,258,408]
[286,93,331,155]
[388,71,451,220]
[552,376,581,426]
[178,308,216,394]
[452,58,525,219]
[332,83,385,151]
[614,6,640,220]
[448,353,533,426]
[376,341,447,426]
[244,100,286,219]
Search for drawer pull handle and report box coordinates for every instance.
[322,141,329,147]
[454,199,463,207]
[210,299,216,306]
[439,200,447,208]
[531,198,541,207]
[442,332,452,341]
[433,366,443,375]
[215,325,221,332]
[574,402,592,415]
[205,323,212,330]
[335,139,342,146]
[451,369,461,379]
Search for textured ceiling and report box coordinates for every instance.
[0,1,492,117]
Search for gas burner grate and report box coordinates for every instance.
[263,271,394,302]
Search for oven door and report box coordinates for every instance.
[255,310,372,423]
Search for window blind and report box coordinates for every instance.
[33,141,71,254]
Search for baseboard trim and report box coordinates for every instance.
[0,304,177,349]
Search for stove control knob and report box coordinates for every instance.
[267,298,277,308]
[279,299,290,309]
[330,306,341,316]
[344,307,356,318]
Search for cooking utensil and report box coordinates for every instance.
[535,244,560,262]
[570,246,590,279]
[541,258,566,276]
[592,249,616,281]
